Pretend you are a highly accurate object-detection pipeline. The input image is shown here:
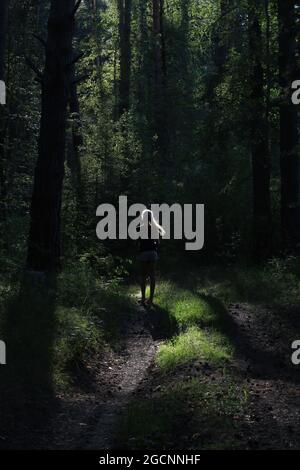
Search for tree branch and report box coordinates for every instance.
[25,56,43,81]
[71,73,89,86]
[65,52,84,70]
[33,34,47,49]
[71,0,82,18]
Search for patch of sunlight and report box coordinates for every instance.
[156,326,233,371]
[155,281,218,328]
[172,296,215,328]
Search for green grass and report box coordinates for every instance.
[2,256,300,448]
[120,377,248,450]
[154,282,217,329]
[53,306,103,389]
[120,278,242,449]
[193,258,300,307]
[152,281,233,370]
[157,326,233,370]
[0,261,135,394]
[120,258,300,449]
[53,269,136,388]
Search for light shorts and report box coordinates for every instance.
[137,250,159,262]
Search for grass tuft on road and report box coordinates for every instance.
[153,281,233,371]
[157,326,233,370]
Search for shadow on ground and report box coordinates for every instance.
[0,273,58,449]
[144,305,178,341]
[196,293,300,383]
[118,277,300,450]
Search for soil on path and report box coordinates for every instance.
[51,304,160,450]
[3,299,299,450]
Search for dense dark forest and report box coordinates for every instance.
[1,0,300,268]
[1,0,300,453]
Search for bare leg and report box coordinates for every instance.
[140,277,146,303]
[140,262,147,304]
[149,261,156,304]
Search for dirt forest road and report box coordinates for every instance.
[7,299,299,450]
[51,300,300,450]
[52,305,160,450]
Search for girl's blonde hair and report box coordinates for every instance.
[141,209,166,237]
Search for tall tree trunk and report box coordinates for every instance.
[0,0,8,81]
[152,0,167,173]
[136,0,149,116]
[152,0,166,104]
[68,7,83,189]
[118,0,132,116]
[206,0,229,100]
[215,0,229,78]
[0,0,8,224]
[92,0,101,78]
[85,0,102,74]
[27,0,80,271]
[67,65,86,249]
[265,0,271,127]
[278,0,300,251]
[248,0,271,259]
[68,67,83,198]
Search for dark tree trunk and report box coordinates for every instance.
[69,8,83,159]
[248,0,272,259]
[27,0,80,271]
[68,66,83,203]
[70,73,83,155]
[152,0,167,171]
[206,0,229,100]
[0,0,8,224]
[152,0,166,102]
[91,0,101,73]
[215,0,229,76]
[67,64,86,248]
[85,0,102,74]
[118,0,132,116]
[278,0,300,250]
[0,0,8,81]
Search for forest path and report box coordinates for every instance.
[52,302,160,450]
[52,299,300,450]
[107,301,300,450]
[224,303,300,448]
[83,304,158,450]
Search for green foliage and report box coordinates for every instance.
[0,0,289,262]
[197,258,300,306]
[0,263,135,393]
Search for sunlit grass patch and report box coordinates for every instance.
[155,281,219,329]
[157,326,233,371]
[171,295,216,327]
[151,281,234,370]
